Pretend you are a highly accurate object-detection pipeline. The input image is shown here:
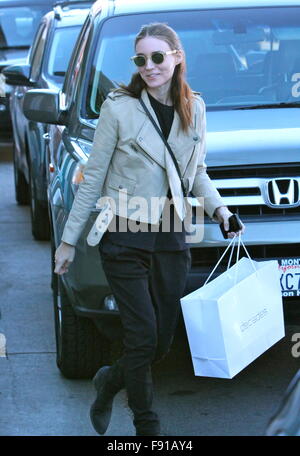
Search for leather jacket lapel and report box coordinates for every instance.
[136,89,202,172]
[136,89,166,168]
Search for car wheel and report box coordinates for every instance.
[13,144,29,205]
[29,166,50,240]
[53,276,111,379]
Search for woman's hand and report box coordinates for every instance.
[54,241,75,275]
[214,206,245,239]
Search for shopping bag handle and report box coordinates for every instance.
[234,232,258,284]
[204,233,257,286]
[204,236,237,286]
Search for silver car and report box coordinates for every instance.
[24,0,300,378]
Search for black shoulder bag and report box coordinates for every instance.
[139,98,188,197]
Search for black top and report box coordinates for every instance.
[148,92,174,139]
[100,92,187,251]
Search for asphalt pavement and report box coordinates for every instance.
[0,142,299,437]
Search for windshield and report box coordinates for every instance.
[0,5,51,48]
[47,26,82,80]
[85,6,300,116]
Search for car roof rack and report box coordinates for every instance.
[53,0,93,20]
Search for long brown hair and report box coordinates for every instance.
[117,23,194,132]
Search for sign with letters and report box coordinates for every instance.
[278,257,300,297]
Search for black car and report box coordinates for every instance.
[23,0,300,379]
[4,1,92,240]
[0,0,57,141]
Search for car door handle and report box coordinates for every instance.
[16,92,24,99]
[43,133,51,143]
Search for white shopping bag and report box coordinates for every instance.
[181,235,285,379]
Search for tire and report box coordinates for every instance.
[53,277,111,379]
[29,167,50,240]
[13,144,29,205]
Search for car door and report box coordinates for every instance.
[12,19,48,182]
[48,16,93,244]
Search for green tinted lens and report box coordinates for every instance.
[134,56,146,67]
[152,52,164,64]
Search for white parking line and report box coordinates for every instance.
[0,333,7,357]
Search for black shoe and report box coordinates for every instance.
[135,423,161,436]
[90,366,115,435]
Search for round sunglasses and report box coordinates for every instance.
[130,50,178,67]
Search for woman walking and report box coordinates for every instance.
[54,22,244,436]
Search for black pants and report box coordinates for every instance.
[99,237,191,435]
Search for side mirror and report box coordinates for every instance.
[23,89,66,124]
[3,64,33,87]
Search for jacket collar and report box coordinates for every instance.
[137,88,182,140]
[135,89,201,169]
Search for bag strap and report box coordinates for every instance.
[204,236,237,286]
[234,233,257,284]
[139,98,188,197]
[204,233,257,286]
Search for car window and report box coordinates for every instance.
[0,5,51,48]
[28,21,47,65]
[83,5,300,118]
[30,22,48,81]
[47,25,83,81]
[63,16,91,109]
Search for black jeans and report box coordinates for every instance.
[99,237,191,435]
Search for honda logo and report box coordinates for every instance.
[266,178,300,208]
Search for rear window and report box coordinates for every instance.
[84,6,300,117]
[0,5,52,48]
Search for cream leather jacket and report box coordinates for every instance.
[61,89,224,246]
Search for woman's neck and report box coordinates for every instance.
[146,82,173,106]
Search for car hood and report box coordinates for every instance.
[0,48,28,71]
[206,108,300,166]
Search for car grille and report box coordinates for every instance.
[223,203,300,217]
[208,163,300,179]
[205,163,300,218]
[191,243,300,268]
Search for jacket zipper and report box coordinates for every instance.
[130,142,154,165]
